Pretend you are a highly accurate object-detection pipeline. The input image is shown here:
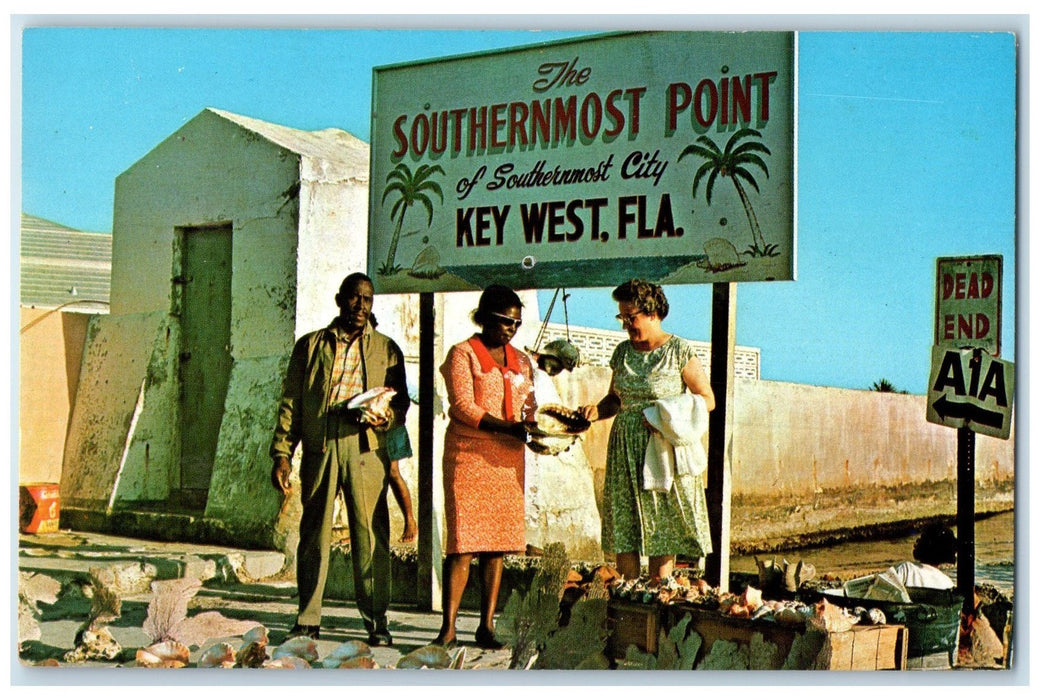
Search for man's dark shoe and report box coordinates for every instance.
[367,629,393,646]
[288,623,320,640]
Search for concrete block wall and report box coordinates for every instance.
[544,321,760,379]
[548,367,1016,527]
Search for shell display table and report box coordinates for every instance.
[608,600,909,670]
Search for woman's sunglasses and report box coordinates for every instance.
[491,312,522,329]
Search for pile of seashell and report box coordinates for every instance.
[133,626,465,669]
[609,574,887,631]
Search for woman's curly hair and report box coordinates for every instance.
[611,279,669,320]
[472,284,524,327]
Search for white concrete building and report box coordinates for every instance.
[61,108,378,544]
[59,108,604,559]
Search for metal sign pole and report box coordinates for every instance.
[957,424,976,616]
[417,292,438,611]
[705,282,735,592]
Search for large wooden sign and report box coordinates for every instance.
[369,31,796,293]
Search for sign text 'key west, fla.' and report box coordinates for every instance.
[368,31,796,293]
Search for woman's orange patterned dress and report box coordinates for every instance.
[440,336,535,554]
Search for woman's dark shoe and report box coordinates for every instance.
[474,626,505,650]
[431,635,458,650]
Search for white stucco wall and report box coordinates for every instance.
[111,109,301,321]
[294,153,372,336]
[62,312,178,508]
[67,109,303,521]
[730,378,1015,498]
[204,355,288,527]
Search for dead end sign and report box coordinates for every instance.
[927,346,1014,440]
[935,255,1002,356]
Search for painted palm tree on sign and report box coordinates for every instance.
[380,163,445,274]
[678,127,775,256]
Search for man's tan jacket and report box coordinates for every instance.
[270,320,409,461]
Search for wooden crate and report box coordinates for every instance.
[666,605,800,668]
[820,624,909,671]
[607,600,661,657]
[664,604,909,670]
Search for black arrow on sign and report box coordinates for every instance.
[932,395,1004,429]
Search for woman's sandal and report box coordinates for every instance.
[474,626,505,650]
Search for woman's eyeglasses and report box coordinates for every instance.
[491,312,522,329]
[615,310,644,326]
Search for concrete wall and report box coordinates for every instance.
[61,312,179,509]
[65,109,301,525]
[548,367,1015,551]
[730,378,1015,499]
[205,149,375,539]
[18,309,91,485]
[293,152,372,337]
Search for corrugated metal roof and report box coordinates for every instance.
[20,213,111,312]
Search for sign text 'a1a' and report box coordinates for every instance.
[926,346,1014,440]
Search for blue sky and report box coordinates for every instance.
[16,23,1019,394]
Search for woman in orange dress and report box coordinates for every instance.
[434,285,535,649]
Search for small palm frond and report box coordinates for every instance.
[691,160,716,199]
[389,197,407,222]
[703,169,720,205]
[381,180,408,206]
[733,152,770,176]
[724,128,764,152]
[732,166,763,194]
[412,191,439,227]
[678,142,719,163]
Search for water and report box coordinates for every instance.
[730,510,1016,595]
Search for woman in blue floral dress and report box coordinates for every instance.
[581,279,716,581]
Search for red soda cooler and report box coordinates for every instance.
[19,483,60,534]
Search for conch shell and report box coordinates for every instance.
[235,641,268,668]
[347,386,397,422]
[136,640,190,668]
[243,626,269,646]
[198,642,236,668]
[527,404,591,455]
[809,599,856,633]
[396,644,457,669]
[741,585,763,610]
[272,635,319,663]
[321,639,373,668]
[262,655,312,669]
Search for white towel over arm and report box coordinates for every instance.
[642,394,709,492]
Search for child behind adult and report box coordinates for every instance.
[369,312,418,543]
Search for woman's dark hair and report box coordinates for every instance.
[472,284,524,327]
[913,524,957,566]
[612,279,669,320]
